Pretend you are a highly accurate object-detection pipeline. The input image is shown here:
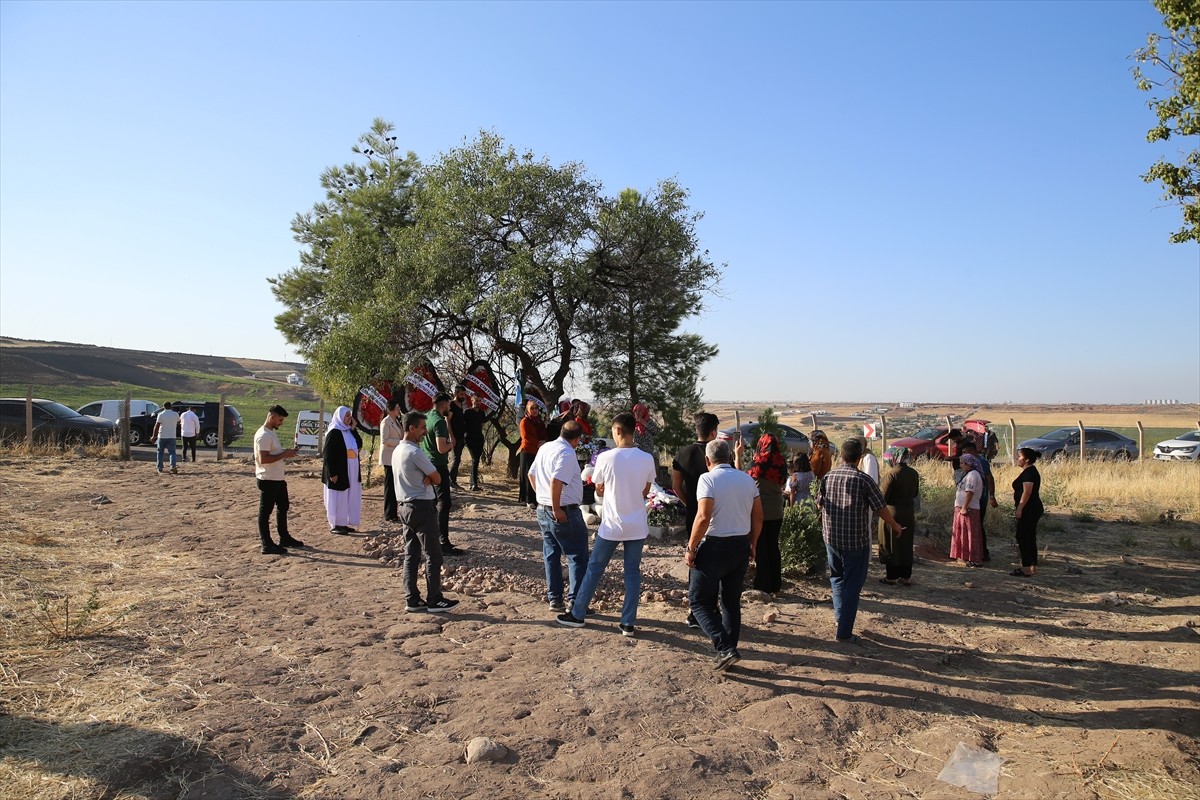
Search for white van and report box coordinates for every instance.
[77,399,160,422]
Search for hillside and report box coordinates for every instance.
[0,337,313,401]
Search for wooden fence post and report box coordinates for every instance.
[880,414,888,451]
[1077,420,1086,460]
[121,392,131,461]
[318,400,325,456]
[217,393,226,461]
[810,412,817,431]
[25,388,33,452]
[1136,420,1144,462]
[1009,418,1017,466]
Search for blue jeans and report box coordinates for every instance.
[688,534,750,654]
[825,543,870,640]
[572,536,645,626]
[156,437,177,471]
[536,505,589,605]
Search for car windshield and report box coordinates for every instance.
[40,402,82,419]
[1176,431,1200,442]
[1040,429,1073,442]
[912,427,942,440]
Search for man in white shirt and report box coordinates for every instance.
[179,406,201,463]
[254,405,301,555]
[152,402,181,474]
[555,412,656,635]
[395,411,460,613]
[684,438,763,671]
[528,420,589,613]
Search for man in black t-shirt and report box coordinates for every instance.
[672,412,721,539]
[448,384,468,490]
[672,411,720,630]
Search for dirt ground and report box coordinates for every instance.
[2,453,1198,800]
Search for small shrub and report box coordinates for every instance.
[1118,532,1139,548]
[1070,510,1098,523]
[780,499,825,576]
[1174,535,1194,551]
[34,589,101,639]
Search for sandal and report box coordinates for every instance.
[879,578,897,585]
[898,579,913,586]
[1010,569,1031,577]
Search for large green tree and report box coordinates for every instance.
[581,182,720,453]
[1132,0,1199,244]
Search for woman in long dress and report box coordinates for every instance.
[950,453,985,566]
[878,446,920,585]
[1011,447,1044,577]
[747,433,787,595]
[322,405,363,534]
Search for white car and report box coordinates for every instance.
[1153,430,1200,462]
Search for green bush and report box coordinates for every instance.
[780,499,825,576]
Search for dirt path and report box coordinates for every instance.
[2,455,1198,799]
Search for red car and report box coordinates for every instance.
[890,419,995,460]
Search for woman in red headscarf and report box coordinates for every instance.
[631,403,660,461]
[747,433,788,595]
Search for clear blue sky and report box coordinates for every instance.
[2,0,1196,403]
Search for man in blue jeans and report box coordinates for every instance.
[151,402,180,474]
[818,437,905,643]
[684,438,762,671]
[555,412,657,635]
[529,420,589,613]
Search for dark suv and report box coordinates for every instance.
[0,398,115,446]
[170,401,244,447]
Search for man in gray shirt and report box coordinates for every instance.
[394,411,459,613]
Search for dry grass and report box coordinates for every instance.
[0,486,200,800]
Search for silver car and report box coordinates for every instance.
[718,423,812,455]
[1018,427,1139,461]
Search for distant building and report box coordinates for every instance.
[898,401,916,409]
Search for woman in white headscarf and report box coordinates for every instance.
[322,405,362,534]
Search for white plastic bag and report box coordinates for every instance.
[936,741,1004,795]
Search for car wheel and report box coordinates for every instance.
[1114,450,1131,461]
[203,430,219,448]
[129,427,143,447]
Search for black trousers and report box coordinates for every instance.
[449,439,466,483]
[182,436,198,462]
[517,452,535,503]
[885,562,913,580]
[1015,509,1042,567]
[383,465,398,521]
[466,440,483,487]
[979,496,990,555]
[257,479,289,543]
[434,464,452,545]
[752,518,783,594]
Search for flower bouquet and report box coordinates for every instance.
[645,483,683,529]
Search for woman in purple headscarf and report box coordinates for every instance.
[950,453,985,566]
[322,405,363,534]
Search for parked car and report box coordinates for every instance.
[169,400,244,447]
[1018,427,1139,461]
[889,419,996,459]
[718,422,812,455]
[1153,430,1200,462]
[0,398,115,446]
[76,399,160,446]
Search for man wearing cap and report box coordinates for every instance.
[528,420,590,613]
[254,405,304,555]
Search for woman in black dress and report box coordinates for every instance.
[1011,447,1044,577]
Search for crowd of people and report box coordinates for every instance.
[250,399,1044,670]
